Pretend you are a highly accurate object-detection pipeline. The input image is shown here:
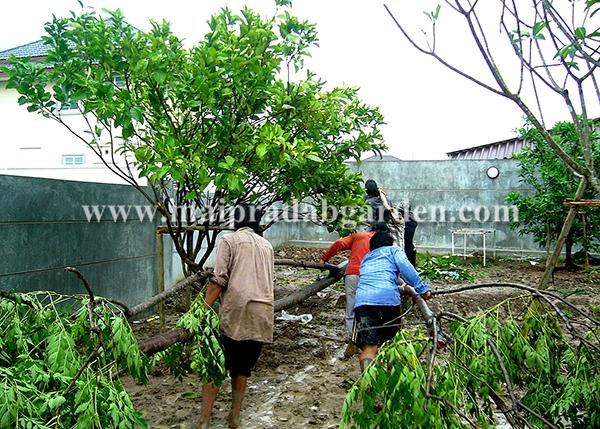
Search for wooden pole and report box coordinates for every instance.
[562,199,600,207]
[582,211,590,270]
[156,232,166,332]
[545,212,552,268]
[539,179,587,288]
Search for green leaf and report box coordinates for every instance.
[256,143,268,158]
[532,21,546,40]
[48,395,66,410]
[151,69,167,84]
[129,106,144,123]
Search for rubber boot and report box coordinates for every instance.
[360,358,373,373]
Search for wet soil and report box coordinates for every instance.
[123,248,600,429]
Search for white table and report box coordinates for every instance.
[451,228,496,266]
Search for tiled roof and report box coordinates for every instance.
[0,39,49,61]
[446,138,529,160]
[362,154,402,162]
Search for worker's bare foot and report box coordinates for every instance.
[343,342,359,359]
[197,419,210,429]
[228,411,240,428]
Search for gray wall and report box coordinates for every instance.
[0,175,160,305]
[283,159,542,257]
[0,159,543,305]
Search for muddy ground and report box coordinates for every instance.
[123,248,600,429]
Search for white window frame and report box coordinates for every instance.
[56,100,80,116]
[62,154,85,166]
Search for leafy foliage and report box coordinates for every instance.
[2,5,386,272]
[506,121,600,260]
[418,252,474,281]
[341,298,600,428]
[154,294,226,386]
[0,292,149,428]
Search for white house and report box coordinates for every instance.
[0,39,137,184]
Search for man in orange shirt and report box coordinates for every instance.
[320,222,390,356]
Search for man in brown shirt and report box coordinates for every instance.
[198,204,274,429]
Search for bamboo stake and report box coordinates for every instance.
[156,232,166,332]
[540,179,587,288]
[581,211,590,270]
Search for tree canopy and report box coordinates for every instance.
[3,5,386,271]
[507,120,600,266]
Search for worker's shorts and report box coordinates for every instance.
[222,335,263,378]
[352,305,401,348]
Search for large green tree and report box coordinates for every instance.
[507,121,600,268]
[3,5,385,273]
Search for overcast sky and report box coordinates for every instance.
[1,0,595,159]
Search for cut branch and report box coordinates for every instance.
[274,259,339,271]
[64,267,95,302]
[129,271,211,318]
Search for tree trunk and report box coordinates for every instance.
[565,232,575,270]
[270,265,345,312]
[128,271,210,318]
[138,261,347,355]
[126,259,337,322]
[539,178,587,288]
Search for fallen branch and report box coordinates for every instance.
[120,260,331,320]
[64,267,95,302]
[128,270,210,318]
[63,342,102,395]
[0,290,37,309]
[434,282,599,326]
[435,282,600,354]
[488,338,522,426]
[274,259,339,271]
[138,327,194,356]
[271,261,345,312]
[426,394,478,429]
[448,342,525,429]
[63,267,106,390]
[65,267,101,334]
[517,401,559,429]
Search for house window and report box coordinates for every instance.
[113,75,125,88]
[57,100,80,115]
[62,155,85,166]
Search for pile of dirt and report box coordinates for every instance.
[123,248,599,428]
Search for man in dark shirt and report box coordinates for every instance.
[364,179,404,248]
[401,207,418,268]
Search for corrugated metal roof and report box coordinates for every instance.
[446,138,529,160]
[0,40,49,61]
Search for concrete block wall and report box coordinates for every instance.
[283,159,542,257]
[0,175,160,305]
